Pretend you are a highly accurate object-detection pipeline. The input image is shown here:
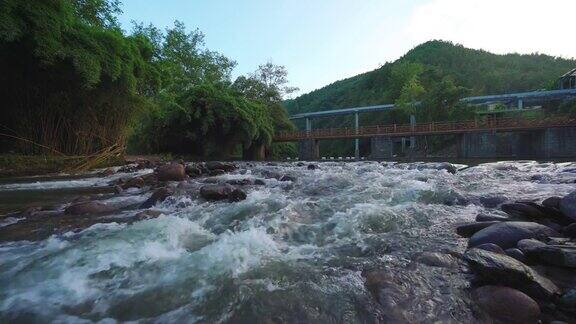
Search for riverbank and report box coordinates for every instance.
[1,160,575,322]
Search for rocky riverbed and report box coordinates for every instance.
[1,160,576,322]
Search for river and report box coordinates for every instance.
[1,161,575,322]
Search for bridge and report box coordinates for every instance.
[275,89,576,160]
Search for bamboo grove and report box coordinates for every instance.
[0,0,296,159]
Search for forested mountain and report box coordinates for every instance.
[286,41,575,115]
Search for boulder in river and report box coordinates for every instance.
[122,176,145,189]
[155,163,186,181]
[65,201,115,215]
[141,187,173,208]
[559,191,576,222]
[475,243,505,254]
[501,203,545,219]
[200,184,247,202]
[463,248,560,299]
[504,248,527,263]
[563,223,576,238]
[456,221,500,238]
[307,164,318,170]
[205,161,236,172]
[468,221,560,250]
[472,286,540,324]
[517,239,547,254]
[526,245,576,268]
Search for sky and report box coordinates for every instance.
[118,0,576,97]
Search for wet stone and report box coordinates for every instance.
[200,184,247,202]
[456,221,500,238]
[472,286,540,324]
[416,252,458,268]
[505,248,527,263]
[475,213,510,222]
[475,243,505,254]
[559,191,576,222]
[468,221,560,250]
[463,248,560,299]
[155,163,186,181]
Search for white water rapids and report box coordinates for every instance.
[1,161,575,322]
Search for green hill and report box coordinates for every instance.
[286,40,575,115]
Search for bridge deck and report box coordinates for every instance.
[275,116,576,141]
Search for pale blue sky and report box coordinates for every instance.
[119,0,576,96]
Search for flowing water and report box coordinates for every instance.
[1,161,576,323]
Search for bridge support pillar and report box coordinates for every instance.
[354,112,360,160]
[543,127,576,158]
[298,139,319,161]
[457,131,497,158]
[370,136,394,159]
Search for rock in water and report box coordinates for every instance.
[475,243,505,254]
[122,176,145,189]
[475,213,510,222]
[456,222,500,238]
[65,201,114,215]
[463,248,560,299]
[416,252,457,268]
[200,184,246,202]
[560,191,576,222]
[542,196,561,209]
[141,187,173,208]
[472,286,540,324]
[155,163,186,181]
[527,245,576,268]
[505,248,526,263]
[205,161,236,172]
[501,203,545,219]
[468,222,560,250]
[563,223,576,238]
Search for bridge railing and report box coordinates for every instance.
[275,116,576,141]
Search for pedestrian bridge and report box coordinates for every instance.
[275,116,576,142]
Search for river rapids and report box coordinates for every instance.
[1,161,575,323]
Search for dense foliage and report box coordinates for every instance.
[285,41,576,156]
[0,0,157,154]
[0,0,296,160]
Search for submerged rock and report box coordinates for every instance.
[463,248,560,299]
[155,163,186,181]
[416,252,458,268]
[468,222,560,250]
[200,184,247,202]
[472,286,540,324]
[65,201,115,215]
